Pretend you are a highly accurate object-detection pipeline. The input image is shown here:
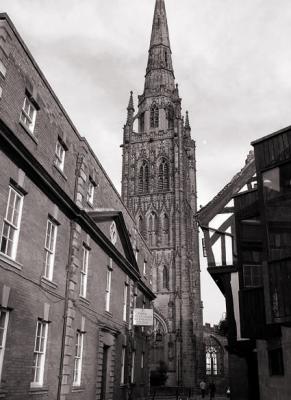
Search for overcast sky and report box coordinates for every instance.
[2,0,291,324]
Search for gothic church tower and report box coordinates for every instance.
[121,0,203,386]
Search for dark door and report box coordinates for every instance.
[101,345,109,400]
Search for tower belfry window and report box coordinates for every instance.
[138,161,149,194]
[150,105,159,128]
[158,159,169,191]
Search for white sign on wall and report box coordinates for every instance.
[133,308,154,326]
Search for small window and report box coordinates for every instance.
[20,96,37,134]
[0,186,23,260]
[80,246,89,298]
[31,320,48,387]
[43,219,57,281]
[269,348,284,376]
[55,138,66,171]
[73,331,84,386]
[87,178,95,205]
[141,351,145,369]
[0,309,9,382]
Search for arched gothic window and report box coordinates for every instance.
[205,337,224,376]
[162,266,169,289]
[138,161,149,193]
[150,104,159,128]
[167,105,174,129]
[148,212,157,247]
[158,158,169,191]
[162,213,170,245]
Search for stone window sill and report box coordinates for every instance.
[0,252,22,271]
[71,386,85,393]
[79,296,90,306]
[29,386,49,395]
[19,121,38,144]
[53,163,68,181]
[41,276,58,289]
[104,311,113,318]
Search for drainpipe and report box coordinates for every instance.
[57,154,84,400]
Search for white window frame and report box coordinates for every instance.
[131,350,135,384]
[43,218,57,281]
[120,346,126,384]
[0,186,23,260]
[87,179,95,205]
[123,281,129,322]
[31,320,48,387]
[105,259,113,312]
[0,309,9,382]
[73,331,84,386]
[20,96,37,133]
[55,139,66,171]
[143,260,147,276]
[80,246,89,298]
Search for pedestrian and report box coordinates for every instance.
[209,382,216,399]
[200,379,206,398]
[226,386,231,398]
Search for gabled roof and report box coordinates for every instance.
[88,209,139,275]
[88,209,155,300]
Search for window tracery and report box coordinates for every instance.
[138,161,149,193]
[158,158,169,191]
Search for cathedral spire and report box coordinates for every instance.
[144,0,175,96]
[126,91,134,124]
[150,0,171,49]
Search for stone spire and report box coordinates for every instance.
[126,91,134,124]
[144,0,175,96]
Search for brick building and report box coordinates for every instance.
[121,0,203,388]
[0,12,155,400]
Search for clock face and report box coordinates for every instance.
[110,221,117,245]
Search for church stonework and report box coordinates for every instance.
[121,0,203,387]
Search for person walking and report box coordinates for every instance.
[209,382,216,399]
[199,380,206,398]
